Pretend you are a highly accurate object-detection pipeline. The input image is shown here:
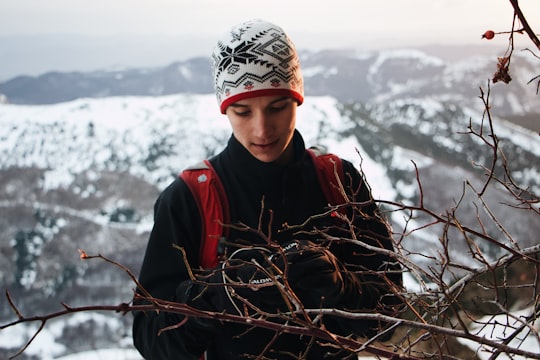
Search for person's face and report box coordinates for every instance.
[225,95,297,163]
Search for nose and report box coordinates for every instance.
[252,111,273,140]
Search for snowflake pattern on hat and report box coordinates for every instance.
[212,19,304,113]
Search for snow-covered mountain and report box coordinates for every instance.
[0,47,539,359]
[1,47,539,121]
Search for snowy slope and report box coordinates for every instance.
[0,94,398,359]
[0,93,539,359]
[0,94,395,199]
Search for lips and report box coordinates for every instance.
[253,139,278,150]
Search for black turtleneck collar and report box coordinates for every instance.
[219,129,306,183]
[209,129,329,245]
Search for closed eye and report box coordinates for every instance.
[269,104,288,113]
[268,99,293,113]
[234,109,251,117]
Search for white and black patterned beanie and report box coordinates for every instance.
[212,19,304,114]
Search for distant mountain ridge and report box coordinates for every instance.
[1,46,538,124]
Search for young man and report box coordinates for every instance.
[133,19,402,359]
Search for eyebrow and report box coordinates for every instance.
[230,96,291,108]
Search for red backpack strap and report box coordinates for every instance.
[307,147,348,210]
[179,160,230,269]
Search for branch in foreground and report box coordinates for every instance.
[4,295,540,360]
[2,250,540,360]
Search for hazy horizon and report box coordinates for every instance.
[0,32,520,82]
[1,0,539,80]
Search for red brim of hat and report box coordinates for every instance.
[220,89,304,114]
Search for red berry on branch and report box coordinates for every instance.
[78,248,89,259]
[482,30,495,40]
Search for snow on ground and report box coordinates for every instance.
[457,306,540,359]
[55,349,142,360]
[0,313,135,360]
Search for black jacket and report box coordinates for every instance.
[133,130,402,359]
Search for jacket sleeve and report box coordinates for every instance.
[132,178,212,359]
[328,159,403,337]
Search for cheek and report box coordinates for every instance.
[284,113,296,133]
[229,120,250,143]
[228,118,242,133]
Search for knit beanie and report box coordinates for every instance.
[212,19,304,114]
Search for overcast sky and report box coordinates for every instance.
[1,0,539,79]
[3,0,539,46]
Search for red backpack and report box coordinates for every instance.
[179,148,347,269]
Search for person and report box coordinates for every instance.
[132,19,402,359]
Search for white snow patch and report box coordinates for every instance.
[56,348,142,360]
[458,307,540,359]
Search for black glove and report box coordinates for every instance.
[220,246,289,315]
[174,279,223,353]
[271,240,371,337]
[272,240,350,309]
[178,242,356,316]
[178,246,287,317]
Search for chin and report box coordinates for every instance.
[255,155,279,163]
